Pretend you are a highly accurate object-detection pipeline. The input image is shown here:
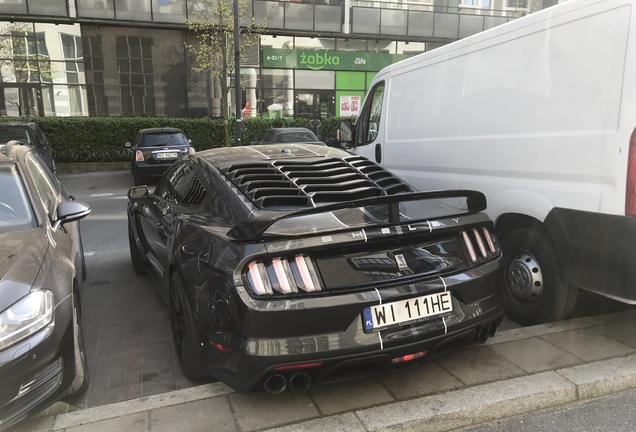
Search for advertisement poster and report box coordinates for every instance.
[340,96,361,117]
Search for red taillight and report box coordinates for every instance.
[273,362,324,371]
[626,127,636,215]
[246,255,321,296]
[211,341,231,353]
[135,150,144,162]
[391,351,427,364]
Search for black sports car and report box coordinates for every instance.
[127,144,503,393]
[125,127,195,186]
[0,141,90,430]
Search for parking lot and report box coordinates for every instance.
[31,167,634,423]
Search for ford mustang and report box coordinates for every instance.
[127,144,503,393]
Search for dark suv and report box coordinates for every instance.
[0,123,55,172]
[126,127,195,185]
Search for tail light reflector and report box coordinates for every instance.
[273,362,324,371]
[391,351,427,364]
[135,150,144,162]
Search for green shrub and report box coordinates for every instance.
[0,116,345,163]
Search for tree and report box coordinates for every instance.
[185,0,262,147]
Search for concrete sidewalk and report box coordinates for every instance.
[13,309,636,432]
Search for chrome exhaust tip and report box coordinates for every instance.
[263,374,287,394]
[289,373,312,392]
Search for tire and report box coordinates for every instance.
[501,228,577,326]
[128,221,145,276]
[66,294,89,397]
[170,273,209,382]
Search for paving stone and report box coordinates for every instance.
[489,337,582,373]
[309,377,394,415]
[590,320,636,348]
[264,412,366,432]
[229,391,319,431]
[151,398,238,432]
[63,412,147,432]
[435,346,525,386]
[541,328,635,362]
[10,414,54,432]
[377,361,463,399]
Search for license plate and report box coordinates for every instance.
[155,152,179,159]
[362,291,453,333]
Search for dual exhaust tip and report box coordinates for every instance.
[263,372,312,394]
[476,321,499,344]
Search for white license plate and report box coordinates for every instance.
[362,291,453,332]
[156,152,179,159]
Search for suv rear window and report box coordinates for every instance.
[140,132,188,147]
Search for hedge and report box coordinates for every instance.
[0,116,342,163]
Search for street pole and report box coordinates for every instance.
[233,0,242,146]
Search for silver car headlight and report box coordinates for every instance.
[0,291,54,350]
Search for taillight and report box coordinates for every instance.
[135,150,144,162]
[246,255,322,296]
[461,227,500,264]
[625,127,636,215]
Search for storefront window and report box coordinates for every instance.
[295,70,334,89]
[77,0,115,19]
[27,0,68,16]
[115,0,152,21]
[152,0,186,23]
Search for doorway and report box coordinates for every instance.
[294,90,335,119]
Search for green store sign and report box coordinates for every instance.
[262,48,409,72]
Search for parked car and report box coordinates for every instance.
[252,127,325,145]
[125,127,195,186]
[126,144,504,393]
[0,122,55,173]
[0,141,91,430]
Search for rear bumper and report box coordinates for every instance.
[205,259,504,392]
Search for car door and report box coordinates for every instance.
[136,161,195,282]
[351,80,386,165]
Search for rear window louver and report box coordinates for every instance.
[222,156,411,208]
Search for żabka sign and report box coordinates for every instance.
[299,51,341,70]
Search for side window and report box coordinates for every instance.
[155,162,205,205]
[25,153,60,219]
[356,82,385,147]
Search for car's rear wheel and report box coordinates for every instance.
[66,293,89,397]
[170,272,209,381]
[128,221,145,276]
[501,228,577,325]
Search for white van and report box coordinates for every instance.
[340,0,636,325]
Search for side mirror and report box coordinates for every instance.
[53,201,91,230]
[339,120,354,149]
[125,142,132,148]
[128,185,149,200]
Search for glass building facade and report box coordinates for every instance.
[0,0,528,118]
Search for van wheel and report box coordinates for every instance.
[501,228,577,326]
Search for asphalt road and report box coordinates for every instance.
[461,387,636,432]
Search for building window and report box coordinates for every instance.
[115,36,156,116]
[11,31,50,83]
[83,35,108,116]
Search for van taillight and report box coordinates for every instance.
[626,127,636,216]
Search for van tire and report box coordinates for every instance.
[501,228,576,325]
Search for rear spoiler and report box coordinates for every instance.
[227,190,487,242]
